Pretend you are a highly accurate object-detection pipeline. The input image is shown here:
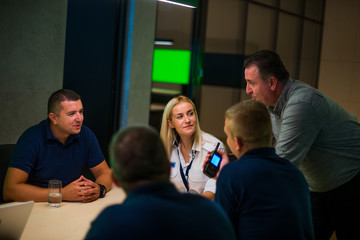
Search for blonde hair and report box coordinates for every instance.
[160,95,202,157]
[225,100,272,149]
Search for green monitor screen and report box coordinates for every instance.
[152,49,191,84]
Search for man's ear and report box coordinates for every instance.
[48,113,57,125]
[269,76,278,91]
[234,137,243,153]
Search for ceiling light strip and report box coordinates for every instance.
[157,0,196,8]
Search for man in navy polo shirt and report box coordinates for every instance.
[3,89,112,202]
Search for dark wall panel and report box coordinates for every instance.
[202,53,246,88]
[63,0,126,161]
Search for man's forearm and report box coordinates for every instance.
[4,183,48,202]
[95,170,112,192]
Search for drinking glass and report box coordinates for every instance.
[48,180,62,208]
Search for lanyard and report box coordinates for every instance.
[176,147,196,192]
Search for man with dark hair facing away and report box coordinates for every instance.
[86,125,236,240]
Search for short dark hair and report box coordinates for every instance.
[244,50,289,83]
[48,89,81,115]
[110,125,169,191]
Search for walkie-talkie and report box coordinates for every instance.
[203,142,222,178]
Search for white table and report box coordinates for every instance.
[20,185,126,240]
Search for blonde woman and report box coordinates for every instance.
[160,95,225,200]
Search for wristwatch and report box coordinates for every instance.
[98,184,107,198]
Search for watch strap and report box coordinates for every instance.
[98,184,106,198]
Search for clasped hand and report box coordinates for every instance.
[62,175,100,203]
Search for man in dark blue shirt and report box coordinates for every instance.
[4,89,112,202]
[85,125,236,240]
[212,100,314,240]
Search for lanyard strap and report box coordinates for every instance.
[177,148,195,192]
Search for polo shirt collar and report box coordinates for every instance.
[268,78,293,117]
[242,147,275,157]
